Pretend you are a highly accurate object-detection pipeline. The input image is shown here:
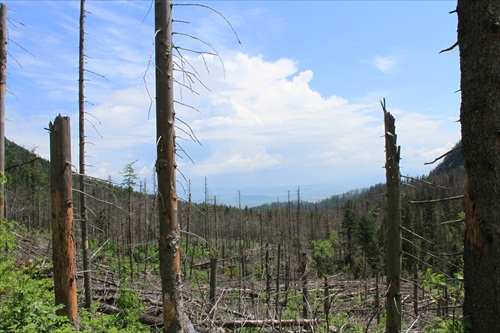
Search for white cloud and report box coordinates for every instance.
[6,39,458,195]
[191,145,285,176]
[375,55,400,72]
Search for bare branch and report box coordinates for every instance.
[401,225,436,246]
[439,41,458,54]
[408,195,464,204]
[173,32,226,76]
[85,69,108,82]
[72,188,128,214]
[84,117,103,139]
[440,218,464,225]
[175,142,195,164]
[175,116,202,145]
[174,3,242,45]
[174,99,201,113]
[5,157,41,171]
[401,175,452,190]
[424,144,461,165]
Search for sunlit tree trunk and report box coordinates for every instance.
[155,0,186,331]
[50,115,78,325]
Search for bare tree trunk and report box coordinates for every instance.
[183,182,192,280]
[375,272,380,325]
[78,0,92,309]
[413,261,418,317]
[283,257,290,309]
[301,252,308,318]
[382,99,402,333]
[213,195,218,250]
[209,257,217,319]
[324,277,330,329]
[0,4,6,219]
[50,115,78,325]
[265,243,271,318]
[275,244,281,319]
[128,190,134,281]
[155,1,185,331]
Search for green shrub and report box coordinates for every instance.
[310,231,339,277]
[0,219,20,254]
[0,261,74,332]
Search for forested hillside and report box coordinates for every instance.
[1,139,466,332]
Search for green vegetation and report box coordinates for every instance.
[310,231,339,277]
[0,220,152,333]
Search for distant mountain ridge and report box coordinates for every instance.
[5,139,464,209]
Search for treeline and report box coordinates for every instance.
[6,138,465,283]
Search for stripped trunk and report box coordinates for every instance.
[382,99,402,333]
[209,257,217,319]
[301,252,308,318]
[50,116,78,325]
[155,1,185,331]
[78,0,92,309]
[275,244,281,319]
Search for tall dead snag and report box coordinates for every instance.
[0,4,6,218]
[458,1,500,331]
[78,0,92,309]
[300,252,309,319]
[49,115,78,325]
[209,257,217,319]
[382,99,401,333]
[155,0,185,331]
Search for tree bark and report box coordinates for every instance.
[458,1,500,331]
[155,1,185,331]
[382,100,402,333]
[50,115,78,325]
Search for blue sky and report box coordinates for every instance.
[4,1,461,206]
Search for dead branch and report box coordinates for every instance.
[211,318,320,329]
[401,175,452,190]
[5,157,41,171]
[439,41,458,54]
[408,195,464,204]
[424,145,461,165]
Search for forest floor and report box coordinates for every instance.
[12,231,461,333]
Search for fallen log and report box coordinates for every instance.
[212,318,320,329]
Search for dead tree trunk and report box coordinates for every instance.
[155,1,185,331]
[0,4,6,219]
[323,277,330,329]
[275,244,281,319]
[49,115,78,325]
[209,257,217,319]
[265,243,271,317]
[183,181,191,279]
[458,1,500,331]
[301,252,309,318]
[382,99,402,333]
[78,0,92,309]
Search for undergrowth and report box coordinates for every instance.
[0,219,152,333]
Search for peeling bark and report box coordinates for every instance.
[50,115,78,325]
